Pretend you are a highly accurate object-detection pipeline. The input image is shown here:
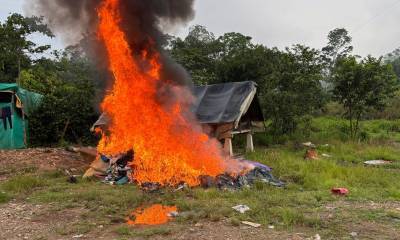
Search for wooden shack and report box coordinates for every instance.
[192,81,265,155]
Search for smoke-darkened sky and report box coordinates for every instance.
[1,0,400,56]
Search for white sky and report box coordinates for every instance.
[1,0,400,56]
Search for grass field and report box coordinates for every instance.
[1,117,400,239]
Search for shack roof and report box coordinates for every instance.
[92,81,264,129]
[192,81,264,126]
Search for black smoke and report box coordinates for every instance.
[28,0,196,88]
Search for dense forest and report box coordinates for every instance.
[1,13,399,146]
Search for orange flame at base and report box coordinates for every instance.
[127,204,178,226]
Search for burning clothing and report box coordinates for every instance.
[199,162,285,190]
[101,150,134,185]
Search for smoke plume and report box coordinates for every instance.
[27,0,196,87]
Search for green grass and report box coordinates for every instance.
[115,225,173,238]
[310,117,400,143]
[0,191,10,203]
[2,175,48,194]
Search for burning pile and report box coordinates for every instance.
[95,0,232,187]
[30,0,284,190]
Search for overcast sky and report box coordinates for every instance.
[1,0,400,56]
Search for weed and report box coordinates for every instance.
[0,191,10,204]
[1,175,48,194]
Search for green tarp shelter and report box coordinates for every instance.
[0,83,43,149]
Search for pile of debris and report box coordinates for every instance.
[200,160,285,190]
[83,149,285,190]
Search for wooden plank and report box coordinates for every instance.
[223,138,233,156]
[246,132,254,152]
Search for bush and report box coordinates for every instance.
[20,50,100,146]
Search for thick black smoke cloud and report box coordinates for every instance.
[28,0,196,88]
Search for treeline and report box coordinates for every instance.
[168,26,399,138]
[1,14,399,146]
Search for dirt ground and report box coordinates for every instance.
[0,148,90,181]
[1,199,399,240]
[1,149,400,240]
[0,200,306,240]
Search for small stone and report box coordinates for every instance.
[350,232,358,237]
[194,223,203,227]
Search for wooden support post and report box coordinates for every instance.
[224,138,233,156]
[246,132,254,152]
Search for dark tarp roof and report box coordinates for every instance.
[192,81,264,126]
[92,81,264,129]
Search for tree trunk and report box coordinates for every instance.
[348,106,354,139]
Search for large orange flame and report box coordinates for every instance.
[96,0,233,186]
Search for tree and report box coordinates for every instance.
[169,25,221,85]
[322,28,353,67]
[332,56,398,138]
[216,34,274,84]
[263,45,325,134]
[20,48,98,146]
[0,13,54,83]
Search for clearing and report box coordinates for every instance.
[1,133,400,240]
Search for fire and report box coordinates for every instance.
[127,204,177,226]
[96,0,232,186]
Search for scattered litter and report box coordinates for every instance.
[241,221,261,228]
[331,187,349,196]
[247,167,282,186]
[322,153,332,158]
[194,223,203,227]
[305,149,319,160]
[167,211,179,217]
[306,234,321,240]
[66,146,80,153]
[67,176,78,184]
[141,182,162,193]
[232,205,250,213]
[303,142,316,148]
[72,234,84,239]
[174,182,188,192]
[364,160,392,166]
[268,225,275,229]
[350,232,358,237]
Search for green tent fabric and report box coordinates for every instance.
[0,83,43,149]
